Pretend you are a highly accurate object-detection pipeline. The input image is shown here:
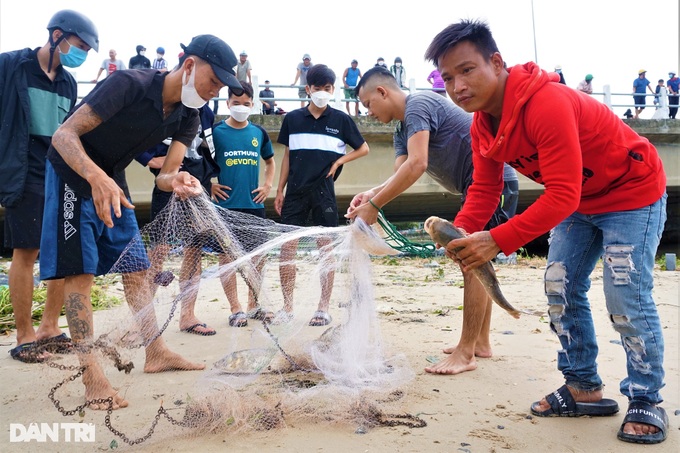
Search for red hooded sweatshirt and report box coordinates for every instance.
[455,62,666,255]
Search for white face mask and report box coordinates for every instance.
[229,105,251,122]
[310,91,333,108]
[395,62,402,67]
[140,50,146,56]
[181,68,207,109]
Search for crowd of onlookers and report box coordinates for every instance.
[87,43,680,121]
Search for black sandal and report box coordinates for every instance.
[530,385,619,417]
[617,401,668,444]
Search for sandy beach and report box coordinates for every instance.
[0,254,678,453]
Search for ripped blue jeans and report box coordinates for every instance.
[544,194,667,404]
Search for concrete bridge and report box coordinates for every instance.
[120,115,679,251]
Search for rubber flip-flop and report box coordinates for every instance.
[308,310,332,327]
[181,323,217,336]
[246,307,275,324]
[228,312,248,328]
[36,333,74,354]
[9,342,48,363]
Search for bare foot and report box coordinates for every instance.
[622,419,661,437]
[144,347,205,373]
[443,344,493,358]
[531,385,603,413]
[82,365,129,410]
[425,351,477,375]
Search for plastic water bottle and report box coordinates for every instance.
[495,252,517,265]
[666,253,676,271]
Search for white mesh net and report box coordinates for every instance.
[43,193,421,444]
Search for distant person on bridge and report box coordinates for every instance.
[259,79,276,114]
[128,44,150,69]
[554,64,566,84]
[291,53,312,107]
[346,66,519,378]
[152,46,168,72]
[236,50,252,84]
[426,67,446,96]
[577,74,594,94]
[633,69,654,118]
[342,59,362,116]
[390,56,407,89]
[92,48,125,83]
[426,19,668,445]
[667,71,679,119]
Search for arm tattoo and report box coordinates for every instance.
[51,104,103,181]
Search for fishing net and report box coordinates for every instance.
[43,193,422,445]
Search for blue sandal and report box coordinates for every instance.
[9,342,48,363]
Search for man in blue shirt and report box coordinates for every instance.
[633,69,655,118]
[342,59,362,116]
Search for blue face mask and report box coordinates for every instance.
[59,38,88,68]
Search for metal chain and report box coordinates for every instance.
[95,335,135,372]
[46,360,190,446]
[104,404,191,446]
[47,365,114,418]
[261,320,316,373]
[377,413,427,428]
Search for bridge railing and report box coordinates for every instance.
[76,77,675,117]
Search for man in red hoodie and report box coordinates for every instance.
[425,20,668,445]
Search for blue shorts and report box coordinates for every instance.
[40,162,150,280]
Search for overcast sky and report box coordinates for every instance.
[1,0,678,117]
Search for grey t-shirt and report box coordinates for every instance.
[297,62,312,86]
[236,60,252,82]
[394,91,517,193]
[394,91,473,194]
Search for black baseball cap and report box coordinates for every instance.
[180,34,241,91]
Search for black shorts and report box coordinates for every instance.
[3,185,44,249]
[280,184,338,228]
[633,95,646,108]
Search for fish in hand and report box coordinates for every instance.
[424,216,521,319]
